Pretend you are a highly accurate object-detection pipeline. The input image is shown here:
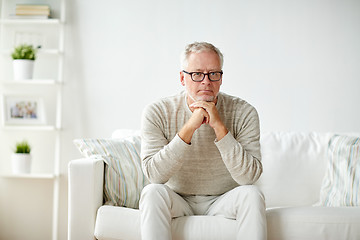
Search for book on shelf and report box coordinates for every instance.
[14,4,50,18]
[16,4,50,10]
[8,14,49,20]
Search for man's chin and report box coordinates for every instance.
[187,92,217,103]
[197,95,215,102]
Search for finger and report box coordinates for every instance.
[193,108,208,124]
[190,104,208,114]
[202,110,210,124]
[190,101,215,111]
[189,101,206,111]
[189,105,199,112]
[190,106,209,114]
[189,101,207,109]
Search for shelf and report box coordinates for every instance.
[40,49,63,55]
[0,173,57,179]
[1,49,63,55]
[0,0,65,239]
[2,79,58,85]
[0,19,61,25]
[2,125,58,131]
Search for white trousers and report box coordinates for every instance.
[139,184,267,240]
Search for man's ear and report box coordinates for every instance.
[180,71,185,86]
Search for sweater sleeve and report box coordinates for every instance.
[140,103,191,184]
[214,104,262,185]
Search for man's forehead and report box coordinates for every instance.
[188,50,217,57]
[187,52,221,69]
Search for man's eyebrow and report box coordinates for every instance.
[193,68,221,72]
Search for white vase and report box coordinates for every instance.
[11,153,32,174]
[13,59,34,81]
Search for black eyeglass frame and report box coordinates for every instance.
[182,70,223,82]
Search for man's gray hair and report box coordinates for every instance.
[181,42,224,69]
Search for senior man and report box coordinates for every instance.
[140,41,266,240]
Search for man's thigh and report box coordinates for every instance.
[141,184,194,218]
[206,185,265,219]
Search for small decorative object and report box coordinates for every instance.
[11,140,32,174]
[11,44,37,81]
[2,95,46,126]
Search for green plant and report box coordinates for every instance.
[14,140,31,154]
[11,44,37,60]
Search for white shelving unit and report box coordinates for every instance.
[0,1,65,240]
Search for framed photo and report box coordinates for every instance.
[2,95,46,125]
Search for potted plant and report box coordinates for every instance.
[11,44,37,81]
[11,140,32,174]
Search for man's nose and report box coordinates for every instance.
[202,74,211,84]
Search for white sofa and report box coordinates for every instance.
[68,131,360,240]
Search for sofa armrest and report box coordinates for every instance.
[68,157,104,240]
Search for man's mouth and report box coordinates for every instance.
[198,90,213,94]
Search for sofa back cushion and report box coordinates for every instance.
[75,129,357,209]
[74,134,149,209]
[256,132,331,208]
[317,134,360,206]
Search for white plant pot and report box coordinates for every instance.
[11,153,32,174]
[13,59,34,81]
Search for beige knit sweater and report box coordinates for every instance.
[141,91,262,196]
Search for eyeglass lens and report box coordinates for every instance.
[192,72,222,81]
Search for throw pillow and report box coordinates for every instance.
[73,136,149,209]
[318,135,360,206]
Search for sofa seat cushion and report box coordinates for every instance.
[267,206,360,240]
[171,216,236,240]
[95,205,360,240]
[94,205,237,240]
[95,205,141,240]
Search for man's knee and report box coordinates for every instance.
[235,185,265,205]
[140,184,170,206]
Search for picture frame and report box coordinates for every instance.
[2,95,46,126]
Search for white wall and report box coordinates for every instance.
[67,0,360,138]
[2,1,359,240]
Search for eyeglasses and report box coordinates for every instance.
[182,70,223,82]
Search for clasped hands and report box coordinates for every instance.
[188,101,221,130]
[179,101,228,144]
